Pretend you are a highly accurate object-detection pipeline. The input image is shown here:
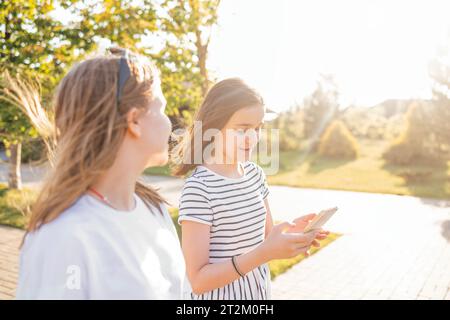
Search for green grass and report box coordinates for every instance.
[144,164,171,176]
[169,207,182,238]
[268,232,341,279]
[265,139,450,200]
[0,183,37,229]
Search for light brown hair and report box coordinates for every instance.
[4,48,167,236]
[171,78,264,176]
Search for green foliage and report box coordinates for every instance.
[318,120,359,159]
[21,137,46,163]
[383,102,447,166]
[429,52,450,146]
[268,232,341,279]
[269,106,305,151]
[0,0,221,187]
[303,74,339,140]
[0,183,38,229]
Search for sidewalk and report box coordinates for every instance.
[0,225,23,299]
[268,187,450,300]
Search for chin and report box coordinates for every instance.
[238,150,252,162]
[146,152,169,168]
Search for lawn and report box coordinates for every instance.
[264,139,450,200]
[142,140,450,200]
[268,232,341,279]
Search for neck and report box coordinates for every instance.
[89,148,142,211]
[204,161,244,179]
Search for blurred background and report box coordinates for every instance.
[0,0,449,300]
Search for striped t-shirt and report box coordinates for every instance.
[178,161,271,300]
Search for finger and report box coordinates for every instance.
[274,221,296,233]
[312,240,320,247]
[293,245,309,256]
[287,233,314,244]
[316,232,328,239]
[301,213,316,221]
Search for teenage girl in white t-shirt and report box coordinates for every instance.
[14,48,185,299]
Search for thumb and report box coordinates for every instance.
[273,221,295,233]
[301,213,316,221]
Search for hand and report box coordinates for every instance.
[260,221,320,261]
[287,214,330,252]
[286,213,316,233]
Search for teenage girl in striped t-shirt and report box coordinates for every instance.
[173,78,330,300]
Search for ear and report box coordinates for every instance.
[126,107,142,138]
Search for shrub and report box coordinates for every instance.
[383,102,447,166]
[317,120,359,159]
[0,183,38,229]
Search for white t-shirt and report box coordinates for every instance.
[16,193,186,300]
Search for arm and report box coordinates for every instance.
[181,221,268,295]
[264,198,274,238]
[181,220,317,295]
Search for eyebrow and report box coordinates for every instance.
[234,121,264,127]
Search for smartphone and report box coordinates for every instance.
[303,207,338,233]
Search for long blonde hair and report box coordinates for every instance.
[171,78,264,176]
[4,48,167,235]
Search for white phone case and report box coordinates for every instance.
[303,207,338,233]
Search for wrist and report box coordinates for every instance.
[255,241,271,264]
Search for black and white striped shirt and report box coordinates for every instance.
[178,161,271,300]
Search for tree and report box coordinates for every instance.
[1,0,222,188]
[302,74,339,146]
[159,0,221,97]
[70,0,221,125]
[0,0,95,189]
[269,104,305,151]
[429,46,450,147]
[383,102,445,165]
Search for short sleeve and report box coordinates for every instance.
[258,165,270,199]
[16,226,89,300]
[178,177,213,226]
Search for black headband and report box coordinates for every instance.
[116,50,131,106]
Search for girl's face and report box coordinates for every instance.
[132,79,172,168]
[218,104,265,164]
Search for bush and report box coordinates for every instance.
[317,120,359,159]
[0,183,38,229]
[21,138,46,163]
[383,140,415,165]
[383,102,448,166]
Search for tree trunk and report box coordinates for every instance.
[195,30,209,97]
[8,142,22,190]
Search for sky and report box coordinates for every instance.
[207,0,450,111]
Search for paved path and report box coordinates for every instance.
[268,187,450,300]
[0,172,449,300]
[0,225,22,300]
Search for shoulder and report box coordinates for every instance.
[22,196,95,255]
[182,168,211,194]
[244,161,264,177]
[140,198,173,225]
